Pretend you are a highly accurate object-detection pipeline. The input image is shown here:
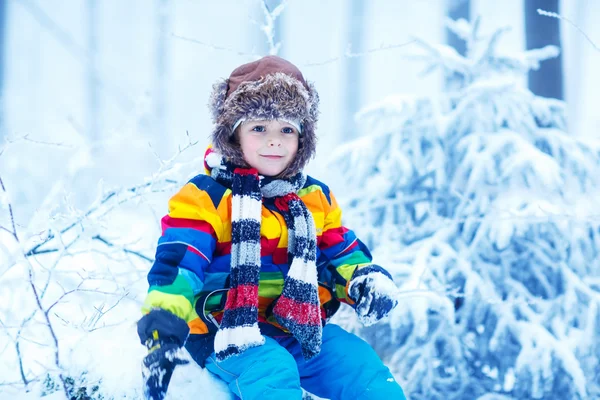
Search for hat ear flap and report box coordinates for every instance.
[306,81,320,124]
[209,79,229,122]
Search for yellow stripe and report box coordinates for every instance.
[298,184,322,198]
[217,191,232,242]
[169,183,223,240]
[142,291,194,322]
[324,206,342,229]
[261,211,283,240]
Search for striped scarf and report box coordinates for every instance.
[206,150,322,362]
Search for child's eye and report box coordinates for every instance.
[252,126,266,133]
[282,127,295,134]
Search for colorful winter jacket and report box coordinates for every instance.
[142,172,374,364]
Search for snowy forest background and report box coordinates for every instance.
[1,0,600,399]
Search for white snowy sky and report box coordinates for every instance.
[4,0,599,208]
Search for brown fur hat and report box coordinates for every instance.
[208,56,319,177]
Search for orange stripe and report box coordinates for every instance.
[188,318,209,334]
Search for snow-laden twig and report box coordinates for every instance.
[259,0,285,55]
[304,40,416,67]
[0,177,18,241]
[24,260,69,398]
[171,33,260,58]
[91,235,153,262]
[538,8,600,52]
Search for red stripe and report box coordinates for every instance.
[272,247,288,264]
[187,245,209,261]
[234,168,259,177]
[319,226,350,249]
[345,240,359,253]
[161,215,216,236]
[225,284,259,309]
[274,297,321,326]
[204,147,214,171]
[216,241,232,256]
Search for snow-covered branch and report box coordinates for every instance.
[537,8,600,52]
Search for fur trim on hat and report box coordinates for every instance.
[208,71,319,178]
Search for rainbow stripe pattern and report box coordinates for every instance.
[142,172,373,362]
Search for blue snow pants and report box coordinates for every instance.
[204,324,407,400]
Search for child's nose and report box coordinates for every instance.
[267,134,282,147]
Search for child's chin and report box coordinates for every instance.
[258,166,285,177]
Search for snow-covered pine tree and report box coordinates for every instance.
[328,18,600,400]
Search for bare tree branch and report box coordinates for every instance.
[25,262,69,397]
[92,235,153,262]
[0,176,18,241]
[538,8,600,52]
[171,33,259,58]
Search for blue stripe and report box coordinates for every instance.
[178,268,204,295]
[160,228,216,258]
[280,279,319,304]
[148,242,188,286]
[202,271,230,291]
[216,346,244,361]
[231,220,261,245]
[206,255,231,273]
[229,267,260,286]
[188,174,227,208]
[206,255,285,274]
[273,316,321,359]
[220,306,259,328]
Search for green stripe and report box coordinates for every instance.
[259,271,284,298]
[336,283,349,301]
[331,252,371,270]
[335,264,357,281]
[298,184,322,198]
[201,272,285,312]
[260,271,284,280]
[149,275,194,306]
[205,293,225,311]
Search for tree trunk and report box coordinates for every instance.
[446,0,470,56]
[0,0,7,141]
[342,0,366,140]
[445,0,470,90]
[87,0,100,145]
[525,0,563,100]
[154,0,170,154]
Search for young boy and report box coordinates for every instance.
[137,55,406,400]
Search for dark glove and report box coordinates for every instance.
[137,309,190,400]
[348,265,399,326]
[142,340,189,400]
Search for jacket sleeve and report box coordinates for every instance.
[317,190,373,306]
[142,178,224,322]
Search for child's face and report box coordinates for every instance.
[237,119,299,177]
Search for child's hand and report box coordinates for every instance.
[137,309,190,400]
[348,265,399,326]
[142,341,189,400]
